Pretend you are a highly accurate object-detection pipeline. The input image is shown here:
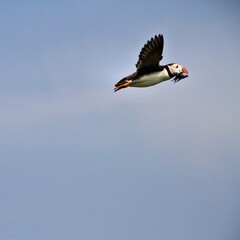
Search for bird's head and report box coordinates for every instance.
[168,63,189,83]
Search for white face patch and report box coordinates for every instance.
[169,64,183,75]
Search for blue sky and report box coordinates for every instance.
[1,0,240,239]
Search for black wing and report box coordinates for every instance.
[135,34,164,70]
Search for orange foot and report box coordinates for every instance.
[114,81,132,92]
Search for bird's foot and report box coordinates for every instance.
[114,81,132,92]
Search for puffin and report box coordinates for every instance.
[114,34,189,92]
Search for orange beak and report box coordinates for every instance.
[183,66,189,75]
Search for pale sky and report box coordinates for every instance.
[1,1,240,239]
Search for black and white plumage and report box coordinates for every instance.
[114,34,189,92]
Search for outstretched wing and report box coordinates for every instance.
[135,34,164,70]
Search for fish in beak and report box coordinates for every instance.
[172,66,189,83]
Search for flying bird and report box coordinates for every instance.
[114,34,189,92]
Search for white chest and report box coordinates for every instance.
[130,69,171,87]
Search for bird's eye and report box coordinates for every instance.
[176,65,178,68]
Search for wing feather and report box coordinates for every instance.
[136,34,164,70]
